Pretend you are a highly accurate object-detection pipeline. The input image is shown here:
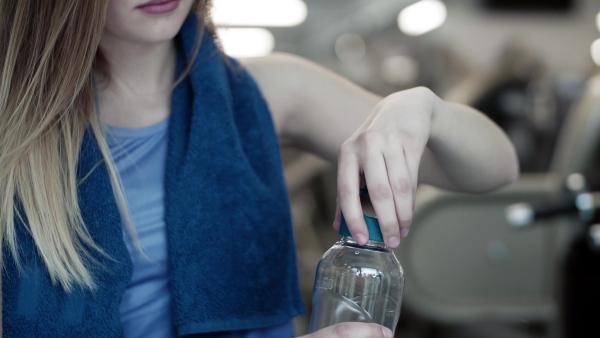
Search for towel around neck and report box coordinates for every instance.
[2,15,304,337]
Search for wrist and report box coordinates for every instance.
[425,87,445,146]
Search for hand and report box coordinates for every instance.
[297,323,393,338]
[333,87,435,248]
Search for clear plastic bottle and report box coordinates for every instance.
[308,205,404,334]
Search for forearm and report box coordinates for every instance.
[420,94,519,192]
[245,54,518,194]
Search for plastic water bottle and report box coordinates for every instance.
[308,194,405,334]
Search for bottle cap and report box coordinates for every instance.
[338,189,383,242]
[339,213,384,243]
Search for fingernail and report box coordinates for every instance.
[382,326,393,338]
[355,233,367,245]
[388,236,400,248]
[400,227,410,238]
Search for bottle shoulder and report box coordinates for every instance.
[318,241,403,278]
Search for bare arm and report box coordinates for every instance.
[241,53,518,246]
[243,53,517,190]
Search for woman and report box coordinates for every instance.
[0,0,518,337]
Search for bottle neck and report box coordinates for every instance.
[342,236,389,250]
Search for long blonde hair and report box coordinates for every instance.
[0,0,213,292]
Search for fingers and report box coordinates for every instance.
[381,148,413,244]
[402,140,422,210]
[302,322,393,338]
[398,136,425,238]
[337,144,367,244]
[338,131,422,246]
[332,201,341,231]
[362,151,401,248]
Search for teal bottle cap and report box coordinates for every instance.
[339,213,384,243]
[338,190,383,242]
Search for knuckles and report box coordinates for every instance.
[369,184,392,201]
[392,178,412,194]
[337,184,355,199]
[399,216,413,227]
[411,85,433,97]
[356,130,383,150]
[397,86,433,101]
[339,141,354,157]
[349,129,423,155]
[340,124,426,159]
[379,220,400,232]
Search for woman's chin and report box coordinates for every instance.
[103,0,194,46]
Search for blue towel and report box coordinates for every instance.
[2,15,304,337]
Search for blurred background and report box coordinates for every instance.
[215,1,600,337]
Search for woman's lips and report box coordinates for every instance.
[136,0,180,14]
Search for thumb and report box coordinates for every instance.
[298,322,393,338]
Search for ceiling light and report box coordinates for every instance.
[213,0,308,27]
[398,0,447,36]
[335,33,366,63]
[591,38,600,66]
[216,28,275,58]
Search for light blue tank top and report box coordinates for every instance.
[106,120,294,338]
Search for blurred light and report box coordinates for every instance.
[335,33,366,63]
[591,38,600,66]
[590,224,600,248]
[213,0,307,27]
[566,173,586,192]
[380,55,419,86]
[398,0,447,36]
[505,203,534,228]
[597,12,600,32]
[217,28,274,58]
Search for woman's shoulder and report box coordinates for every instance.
[238,52,319,86]
[237,52,360,101]
[236,53,339,136]
[235,53,311,134]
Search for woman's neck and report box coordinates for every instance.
[95,36,178,128]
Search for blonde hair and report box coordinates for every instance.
[0,0,213,292]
